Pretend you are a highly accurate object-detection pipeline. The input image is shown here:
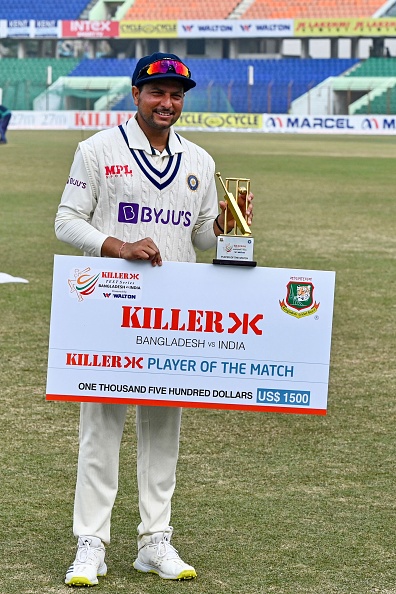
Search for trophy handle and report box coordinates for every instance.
[216,172,251,236]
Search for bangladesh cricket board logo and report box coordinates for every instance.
[279,280,320,319]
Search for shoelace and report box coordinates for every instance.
[76,541,101,565]
[156,535,179,559]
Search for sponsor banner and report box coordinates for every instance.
[263,114,396,134]
[178,19,293,38]
[119,20,177,38]
[73,111,135,128]
[62,20,119,38]
[34,20,61,37]
[0,20,7,38]
[7,19,33,37]
[47,256,335,415]
[9,111,71,130]
[4,18,396,39]
[9,111,261,131]
[9,111,135,130]
[295,17,396,37]
[3,19,61,37]
[175,112,263,130]
[8,112,396,135]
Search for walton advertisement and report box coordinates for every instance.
[47,256,336,415]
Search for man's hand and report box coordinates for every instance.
[101,236,162,266]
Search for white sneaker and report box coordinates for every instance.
[133,527,197,580]
[65,536,107,587]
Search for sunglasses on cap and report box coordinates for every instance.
[138,59,191,80]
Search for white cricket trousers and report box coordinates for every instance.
[73,402,182,544]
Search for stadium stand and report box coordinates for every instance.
[0,0,89,20]
[345,56,396,77]
[124,0,240,20]
[342,56,396,113]
[0,58,80,109]
[1,1,393,114]
[353,86,396,113]
[243,0,386,19]
[67,57,359,113]
[0,0,389,20]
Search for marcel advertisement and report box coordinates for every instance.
[46,256,336,415]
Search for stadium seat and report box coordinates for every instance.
[0,0,90,19]
[0,58,81,109]
[346,57,396,77]
[344,57,396,114]
[124,0,239,20]
[242,0,385,19]
[69,57,359,113]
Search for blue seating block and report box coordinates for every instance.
[69,57,360,113]
[0,0,90,19]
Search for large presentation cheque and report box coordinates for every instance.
[46,255,336,415]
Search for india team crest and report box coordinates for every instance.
[279,280,320,318]
[187,174,199,191]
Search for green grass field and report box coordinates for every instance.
[0,130,395,594]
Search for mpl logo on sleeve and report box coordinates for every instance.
[68,267,142,302]
[279,278,320,318]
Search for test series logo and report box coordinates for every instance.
[68,267,139,302]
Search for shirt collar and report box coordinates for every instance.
[124,115,184,156]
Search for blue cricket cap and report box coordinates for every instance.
[132,52,196,91]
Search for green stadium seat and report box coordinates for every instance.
[0,58,81,110]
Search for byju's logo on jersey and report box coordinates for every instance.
[119,202,139,223]
[67,176,87,189]
[279,279,320,319]
[118,202,192,227]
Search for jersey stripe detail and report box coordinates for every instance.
[118,124,182,191]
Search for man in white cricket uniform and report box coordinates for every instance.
[55,52,253,587]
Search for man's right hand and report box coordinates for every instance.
[101,236,162,266]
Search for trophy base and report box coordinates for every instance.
[214,235,255,267]
[213,259,257,267]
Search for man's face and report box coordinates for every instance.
[132,80,185,132]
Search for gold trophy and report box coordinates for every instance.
[213,172,256,267]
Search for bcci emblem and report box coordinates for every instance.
[187,174,199,191]
[279,280,320,319]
